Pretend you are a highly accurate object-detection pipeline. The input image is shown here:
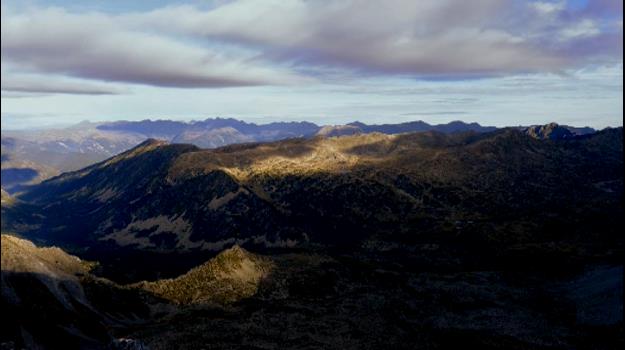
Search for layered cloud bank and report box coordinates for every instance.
[2,0,622,93]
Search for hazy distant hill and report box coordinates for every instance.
[1,123,145,194]
[171,127,255,148]
[97,118,321,142]
[98,118,499,143]
[349,120,498,134]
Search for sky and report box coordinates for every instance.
[1,0,622,130]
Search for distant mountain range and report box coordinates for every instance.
[97,118,322,143]
[96,118,502,142]
[1,118,599,194]
[96,117,600,142]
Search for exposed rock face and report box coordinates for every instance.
[3,234,67,270]
[1,234,107,348]
[316,124,362,137]
[522,122,597,140]
[524,122,575,140]
[2,235,90,326]
[1,234,158,349]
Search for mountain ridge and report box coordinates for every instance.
[2,126,621,283]
[1,119,600,194]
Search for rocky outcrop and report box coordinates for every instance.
[523,122,596,140]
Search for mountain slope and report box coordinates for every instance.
[3,128,622,281]
[0,235,275,349]
[136,245,273,304]
[7,138,290,252]
[1,234,153,349]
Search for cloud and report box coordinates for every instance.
[1,73,125,95]
[0,0,621,92]
[559,19,601,40]
[1,92,49,98]
[133,0,622,78]
[531,1,566,16]
[1,7,309,89]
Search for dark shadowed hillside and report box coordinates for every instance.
[2,231,622,349]
[1,125,622,349]
[3,127,622,280]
